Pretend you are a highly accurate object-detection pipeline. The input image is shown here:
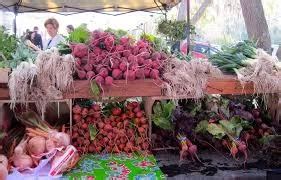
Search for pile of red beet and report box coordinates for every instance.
[72,30,168,85]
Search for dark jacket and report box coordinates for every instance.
[33,32,43,50]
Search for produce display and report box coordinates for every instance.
[210,40,257,74]
[8,48,74,115]
[71,101,150,154]
[71,29,167,83]
[162,58,221,98]
[1,110,79,177]
[0,26,37,69]
[151,96,278,163]
[0,20,281,180]
[235,49,281,94]
[0,26,17,64]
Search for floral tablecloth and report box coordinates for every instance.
[65,153,166,180]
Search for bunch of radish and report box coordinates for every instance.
[178,137,198,162]
[72,103,102,153]
[72,30,168,85]
[71,101,150,154]
[221,138,248,162]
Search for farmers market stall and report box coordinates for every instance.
[0,0,281,179]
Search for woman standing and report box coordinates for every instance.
[66,25,74,34]
[44,18,65,50]
[24,31,41,51]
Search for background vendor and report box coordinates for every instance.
[44,18,65,50]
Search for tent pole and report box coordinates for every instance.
[13,14,17,35]
[186,0,190,54]
[13,4,19,35]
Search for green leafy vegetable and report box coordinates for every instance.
[8,42,37,68]
[210,40,257,74]
[90,81,100,97]
[196,116,250,140]
[105,28,128,43]
[206,123,226,139]
[219,119,242,138]
[89,124,98,141]
[0,26,18,66]
[57,43,72,55]
[219,98,230,118]
[157,19,195,42]
[140,33,168,52]
[152,101,175,131]
[195,120,209,134]
[69,24,90,43]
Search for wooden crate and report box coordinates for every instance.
[64,79,163,99]
[0,68,10,83]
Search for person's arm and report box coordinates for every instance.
[26,40,41,51]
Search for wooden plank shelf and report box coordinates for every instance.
[0,68,10,83]
[1,75,279,100]
[206,76,255,95]
[63,79,163,99]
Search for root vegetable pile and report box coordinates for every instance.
[162,58,221,99]
[71,101,150,154]
[8,48,75,115]
[235,49,281,95]
[8,110,79,174]
[72,30,168,84]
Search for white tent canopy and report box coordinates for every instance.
[0,0,180,14]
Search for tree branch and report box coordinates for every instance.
[191,0,213,24]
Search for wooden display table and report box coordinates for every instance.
[0,68,10,83]
[1,75,276,100]
[64,79,163,99]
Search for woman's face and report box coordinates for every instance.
[66,27,72,34]
[46,24,58,37]
[31,32,35,40]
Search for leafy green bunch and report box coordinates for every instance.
[0,26,17,64]
[157,19,195,42]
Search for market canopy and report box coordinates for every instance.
[0,0,181,15]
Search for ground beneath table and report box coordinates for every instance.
[155,150,279,180]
